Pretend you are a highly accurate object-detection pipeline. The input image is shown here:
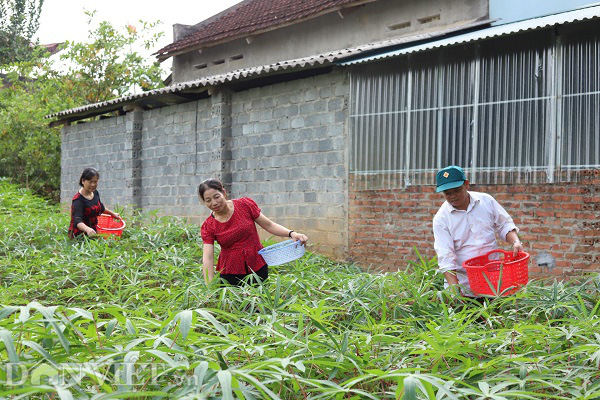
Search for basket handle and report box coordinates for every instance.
[101,213,123,220]
[484,249,529,264]
[483,260,504,272]
[99,213,126,230]
[484,249,511,261]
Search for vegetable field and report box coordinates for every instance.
[1,178,600,399]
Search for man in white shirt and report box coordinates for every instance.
[432,166,524,296]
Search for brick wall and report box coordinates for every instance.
[348,171,600,277]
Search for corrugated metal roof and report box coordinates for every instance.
[47,49,358,120]
[340,5,600,65]
[48,19,491,122]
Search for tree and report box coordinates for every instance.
[0,13,164,200]
[60,11,164,104]
[0,0,44,64]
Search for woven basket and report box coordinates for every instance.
[97,214,126,237]
[258,240,306,266]
[463,249,529,296]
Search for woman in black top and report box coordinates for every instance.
[68,168,120,238]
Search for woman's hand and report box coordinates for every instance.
[106,209,121,220]
[86,228,97,237]
[291,231,308,245]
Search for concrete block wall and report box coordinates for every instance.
[140,101,203,218]
[61,70,350,260]
[228,72,349,259]
[61,116,135,208]
[348,171,600,277]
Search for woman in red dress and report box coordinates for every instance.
[199,178,308,285]
[68,167,121,238]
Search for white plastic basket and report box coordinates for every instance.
[258,240,306,266]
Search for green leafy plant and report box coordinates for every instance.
[0,179,599,398]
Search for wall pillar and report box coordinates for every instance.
[124,109,143,208]
[209,90,233,192]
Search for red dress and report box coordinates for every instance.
[200,197,266,274]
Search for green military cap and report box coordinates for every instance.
[435,165,466,193]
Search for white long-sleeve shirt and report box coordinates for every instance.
[433,191,518,295]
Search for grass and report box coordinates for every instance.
[1,177,600,399]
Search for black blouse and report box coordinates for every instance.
[68,190,105,238]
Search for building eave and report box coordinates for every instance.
[47,18,494,125]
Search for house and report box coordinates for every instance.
[51,0,600,276]
[156,0,489,83]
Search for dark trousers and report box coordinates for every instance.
[220,265,269,286]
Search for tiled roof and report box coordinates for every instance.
[155,0,374,59]
[42,43,64,56]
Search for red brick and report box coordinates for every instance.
[572,262,595,269]
[551,228,572,235]
[550,267,566,275]
[573,230,599,237]
[567,187,589,194]
[564,253,582,260]
[552,195,573,202]
[531,227,550,234]
[523,202,541,208]
[561,203,582,210]
[537,211,555,217]
[529,266,542,274]
[555,211,577,218]
[560,238,577,245]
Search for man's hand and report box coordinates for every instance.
[443,270,460,286]
[506,230,523,257]
[512,240,524,257]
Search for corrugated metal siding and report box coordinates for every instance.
[349,27,600,190]
[560,35,600,181]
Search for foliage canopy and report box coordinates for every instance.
[0,12,164,200]
[0,0,44,63]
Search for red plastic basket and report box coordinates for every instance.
[96,214,126,237]
[462,249,529,296]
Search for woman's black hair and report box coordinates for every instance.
[198,178,226,201]
[79,167,100,187]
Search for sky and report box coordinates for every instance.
[35,0,243,67]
